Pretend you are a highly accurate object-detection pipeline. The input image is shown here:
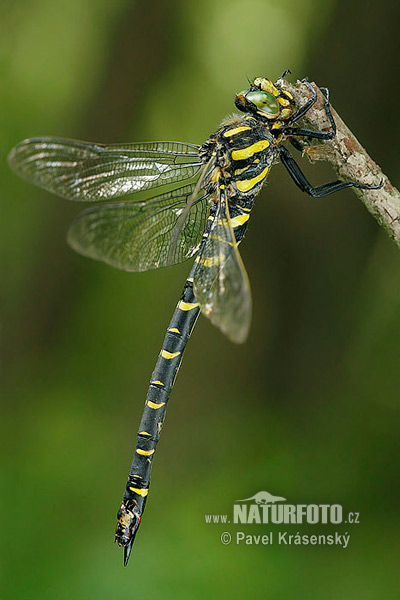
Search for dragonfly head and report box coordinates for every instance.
[235,77,295,122]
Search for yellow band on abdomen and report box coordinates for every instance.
[160,350,181,359]
[136,448,155,457]
[147,400,165,410]
[178,301,199,311]
[232,140,270,161]
[129,487,149,497]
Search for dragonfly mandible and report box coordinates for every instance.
[8,73,382,565]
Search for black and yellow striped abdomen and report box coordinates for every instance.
[114,213,220,559]
[115,272,201,551]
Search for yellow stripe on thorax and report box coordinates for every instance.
[230,212,250,228]
[151,380,164,386]
[223,126,251,137]
[234,165,250,176]
[231,139,270,161]
[236,166,269,192]
[235,204,251,212]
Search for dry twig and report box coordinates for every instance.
[280,79,400,248]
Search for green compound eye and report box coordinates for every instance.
[246,90,280,116]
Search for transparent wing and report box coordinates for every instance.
[193,197,252,343]
[167,156,213,264]
[8,137,202,202]
[67,182,210,272]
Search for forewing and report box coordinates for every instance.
[67,183,209,272]
[8,138,202,201]
[193,199,252,343]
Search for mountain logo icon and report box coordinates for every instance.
[235,491,286,505]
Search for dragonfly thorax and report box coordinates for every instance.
[201,115,277,204]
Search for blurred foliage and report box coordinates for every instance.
[1,0,399,598]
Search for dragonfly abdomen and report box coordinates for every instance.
[114,215,215,563]
[228,198,255,244]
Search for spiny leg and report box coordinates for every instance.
[285,79,319,126]
[288,137,307,153]
[279,145,382,197]
[284,85,337,140]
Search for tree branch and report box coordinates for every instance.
[279,79,400,248]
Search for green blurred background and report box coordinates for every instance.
[1,0,400,598]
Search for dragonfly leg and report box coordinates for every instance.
[284,84,337,141]
[284,80,318,126]
[279,145,383,197]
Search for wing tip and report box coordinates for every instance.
[225,324,251,344]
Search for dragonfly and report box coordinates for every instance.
[8,73,382,566]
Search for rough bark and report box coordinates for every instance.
[280,79,400,248]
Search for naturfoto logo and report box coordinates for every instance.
[205,489,359,549]
[234,490,343,525]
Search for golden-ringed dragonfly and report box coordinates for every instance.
[8,73,382,566]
